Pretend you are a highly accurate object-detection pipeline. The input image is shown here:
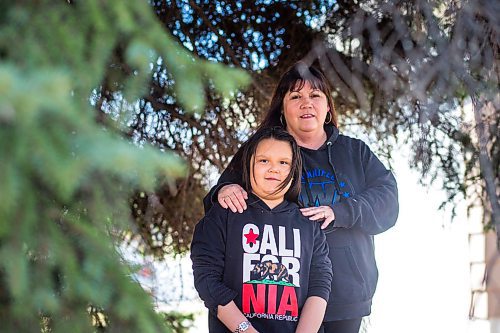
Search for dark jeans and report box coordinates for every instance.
[318,318,363,333]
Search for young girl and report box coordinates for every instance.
[191,127,332,333]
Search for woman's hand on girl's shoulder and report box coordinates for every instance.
[217,184,248,213]
[300,205,335,229]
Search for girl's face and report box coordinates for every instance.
[250,138,293,207]
[282,80,329,137]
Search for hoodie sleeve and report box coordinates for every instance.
[307,225,333,301]
[190,209,238,311]
[332,142,399,235]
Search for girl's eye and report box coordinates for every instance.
[311,93,321,98]
[259,159,268,163]
[290,94,300,99]
[280,161,290,165]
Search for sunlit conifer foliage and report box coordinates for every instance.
[0,0,247,332]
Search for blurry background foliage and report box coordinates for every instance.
[0,0,247,332]
[125,0,496,255]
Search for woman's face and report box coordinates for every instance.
[250,138,292,205]
[282,80,329,137]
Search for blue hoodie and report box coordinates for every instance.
[203,125,399,321]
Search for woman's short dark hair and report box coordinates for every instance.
[259,62,338,129]
[240,126,302,204]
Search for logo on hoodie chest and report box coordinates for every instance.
[242,223,301,286]
[300,167,351,206]
[241,223,301,320]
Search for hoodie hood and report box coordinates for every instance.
[246,192,299,213]
[300,125,339,152]
[325,124,340,145]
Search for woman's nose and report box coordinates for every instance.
[300,96,313,107]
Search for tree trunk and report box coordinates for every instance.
[472,96,500,251]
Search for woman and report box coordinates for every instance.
[204,62,399,333]
[192,127,332,333]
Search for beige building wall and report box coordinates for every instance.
[468,206,500,332]
[486,231,500,333]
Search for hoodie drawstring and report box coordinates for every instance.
[302,141,344,207]
[302,164,314,207]
[326,141,345,200]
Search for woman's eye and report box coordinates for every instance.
[290,94,300,99]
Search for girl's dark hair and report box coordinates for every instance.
[259,61,338,129]
[240,126,302,204]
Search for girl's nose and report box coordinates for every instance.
[268,165,280,173]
